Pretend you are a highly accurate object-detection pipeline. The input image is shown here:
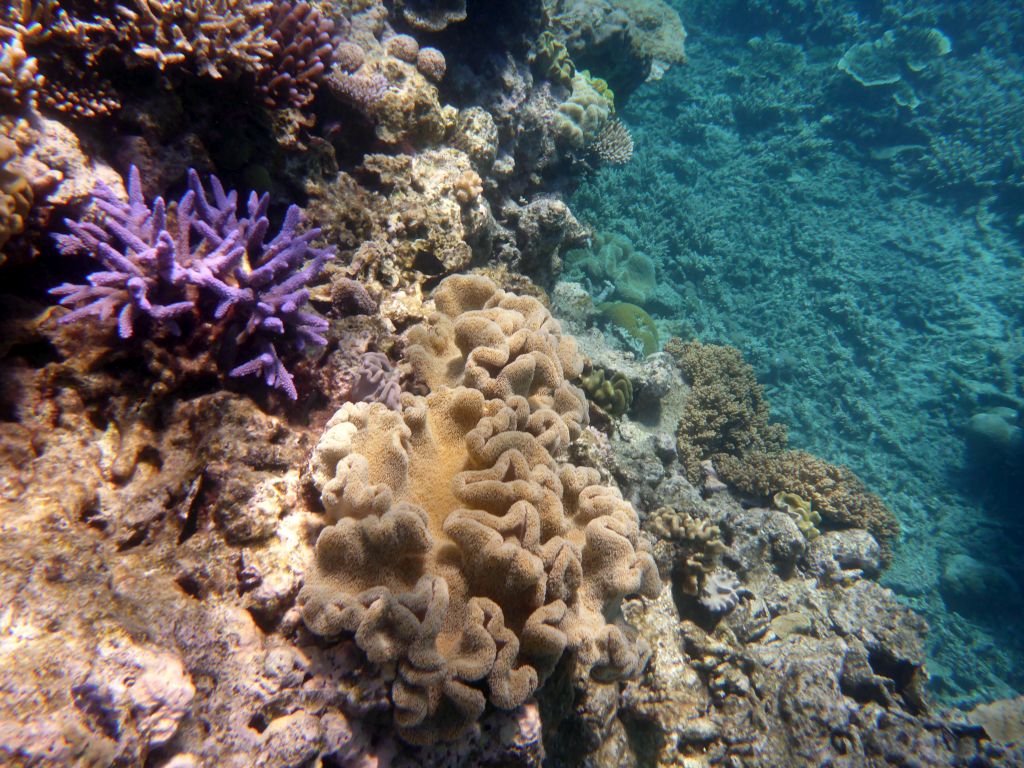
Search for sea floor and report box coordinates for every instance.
[569,17,1024,707]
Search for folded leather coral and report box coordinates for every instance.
[300,275,660,744]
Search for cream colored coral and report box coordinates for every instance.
[555,72,614,148]
[301,276,660,745]
[406,274,588,442]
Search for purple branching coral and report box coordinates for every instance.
[51,166,334,399]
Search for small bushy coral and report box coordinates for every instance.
[716,450,900,564]
[671,341,787,484]
[51,165,333,398]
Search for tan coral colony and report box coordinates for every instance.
[300,275,661,744]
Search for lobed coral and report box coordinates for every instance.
[301,275,660,744]
[554,71,615,149]
[564,231,655,305]
[580,362,633,418]
[0,137,33,255]
[671,341,787,485]
[715,450,901,564]
[598,301,659,357]
[50,165,333,398]
[773,490,821,541]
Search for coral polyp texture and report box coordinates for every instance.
[300,275,660,744]
[50,165,333,398]
[255,0,336,109]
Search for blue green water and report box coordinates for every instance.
[567,0,1024,706]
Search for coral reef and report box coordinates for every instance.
[543,0,687,94]
[51,166,333,398]
[301,275,660,744]
[716,449,900,564]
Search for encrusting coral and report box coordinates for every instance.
[300,275,660,745]
[50,165,333,398]
[716,450,901,564]
[671,340,787,485]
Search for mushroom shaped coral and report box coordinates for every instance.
[301,276,660,745]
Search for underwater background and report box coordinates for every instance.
[2,0,1024,764]
[569,0,1024,708]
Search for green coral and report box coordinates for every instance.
[773,491,821,541]
[564,231,656,306]
[581,363,633,417]
[599,301,659,357]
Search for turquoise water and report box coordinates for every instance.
[567,0,1024,706]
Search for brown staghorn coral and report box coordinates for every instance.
[672,341,787,485]
[406,274,589,441]
[300,276,660,745]
[715,450,900,564]
[116,0,274,79]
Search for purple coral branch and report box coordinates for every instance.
[51,165,336,399]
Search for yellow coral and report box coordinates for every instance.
[773,491,821,540]
[580,363,633,418]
